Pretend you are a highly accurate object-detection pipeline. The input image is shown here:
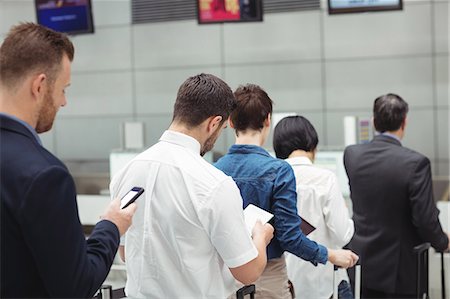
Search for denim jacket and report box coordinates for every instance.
[215,144,327,265]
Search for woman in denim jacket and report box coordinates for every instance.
[215,84,358,299]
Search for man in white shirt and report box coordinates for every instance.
[273,115,355,299]
[110,73,274,298]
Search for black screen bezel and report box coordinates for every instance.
[328,0,403,15]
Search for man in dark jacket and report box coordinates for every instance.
[344,93,449,298]
[0,23,137,298]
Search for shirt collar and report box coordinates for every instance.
[159,130,201,155]
[228,144,272,157]
[0,112,42,145]
[379,132,402,144]
[285,156,313,166]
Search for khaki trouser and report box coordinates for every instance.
[230,256,292,299]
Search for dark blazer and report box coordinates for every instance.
[344,135,448,295]
[0,115,120,298]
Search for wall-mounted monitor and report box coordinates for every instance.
[197,0,263,24]
[35,0,94,35]
[328,0,402,14]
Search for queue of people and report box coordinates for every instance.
[1,23,449,299]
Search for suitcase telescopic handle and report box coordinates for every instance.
[333,259,361,299]
[236,284,256,299]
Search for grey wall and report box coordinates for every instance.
[0,0,448,175]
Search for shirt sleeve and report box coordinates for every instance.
[198,177,258,268]
[272,163,328,265]
[408,156,448,251]
[19,165,120,298]
[323,173,355,248]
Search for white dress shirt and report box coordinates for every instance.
[284,156,354,299]
[110,130,258,299]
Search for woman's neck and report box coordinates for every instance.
[288,149,315,162]
[235,130,265,146]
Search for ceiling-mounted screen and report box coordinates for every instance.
[197,0,263,24]
[328,0,402,14]
[35,0,94,35]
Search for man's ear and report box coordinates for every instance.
[401,117,407,130]
[264,114,271,128]
[207,115,223,132]
[31,74,47,101]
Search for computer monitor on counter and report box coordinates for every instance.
[267,150,350,198]
[314,151,350,198]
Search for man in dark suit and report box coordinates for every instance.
[344,93,449,298]
[0,23,137,298]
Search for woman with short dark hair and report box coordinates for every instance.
[273,116,355,299]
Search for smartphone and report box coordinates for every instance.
[120,187,144,209]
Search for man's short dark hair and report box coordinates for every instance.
[373,93,409,133]
[0,22,74,89]
[231,84,273,134]
[273,116,319,160]
[172,73,236,127]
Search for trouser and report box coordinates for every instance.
[229,256,292,299]
[253,256,292,299]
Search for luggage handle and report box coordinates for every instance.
[236,284,255,299]
[438,250,449,299]
[333,260,361,299]
[414,243,431,299]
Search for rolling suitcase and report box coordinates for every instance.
[333,262,361,299]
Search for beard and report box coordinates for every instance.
[35,88,57,134]
[200,124,222,157]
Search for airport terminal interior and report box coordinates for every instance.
[0,0,449,297]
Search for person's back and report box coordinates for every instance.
[273,116,354,299]
[110,74,274,298]
[215,145,301,260]
[344,93,449,297]
[285,161,354,299]
[111,132,256,297]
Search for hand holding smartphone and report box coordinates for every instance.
[120,187,144,209]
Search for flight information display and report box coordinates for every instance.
[197,0,262,24]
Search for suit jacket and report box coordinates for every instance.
[0,115,120,298]
[344,135,448,295]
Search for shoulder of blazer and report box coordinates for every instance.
[1,115,66,170]
[373,134,427,163]
[0,115,39,145]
